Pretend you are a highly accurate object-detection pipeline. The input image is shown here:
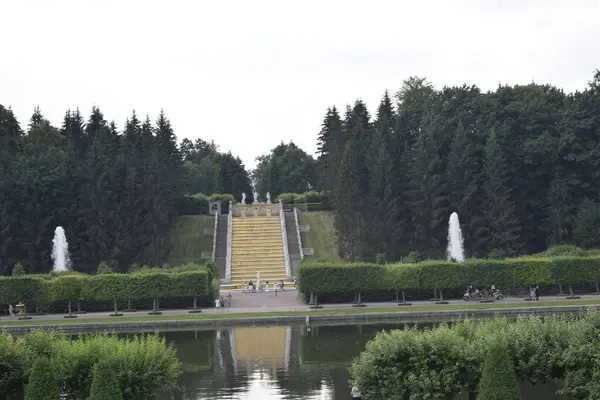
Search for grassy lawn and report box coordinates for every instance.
[298,211,340,262]
[2,299,599,327]
[167,215,215,266]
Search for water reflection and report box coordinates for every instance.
[158,322,565,399]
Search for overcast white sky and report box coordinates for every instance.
[1,0,599,168]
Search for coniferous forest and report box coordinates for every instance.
[2,71,600,274]
[0,106,252,275]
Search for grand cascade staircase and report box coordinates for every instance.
[230,217,290,288]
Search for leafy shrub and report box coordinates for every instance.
[89,360,123,400]
[178,193,209,215]
[350,313,598,399]
[24,357,60,400]
[477,340,521,400]
[13,330,181,399]
[0,333,26,396]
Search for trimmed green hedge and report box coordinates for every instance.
[298,256,600,300]
[178,193,233,215]
[0,270,210,315]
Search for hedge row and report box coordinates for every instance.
[178,193,233,215]
[277,191,331,207]
[0,270,209,315]
[298,257,600,297]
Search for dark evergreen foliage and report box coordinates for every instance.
[315,72,600,260]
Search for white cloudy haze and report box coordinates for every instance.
[1,0,599,168]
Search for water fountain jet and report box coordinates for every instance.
[447,212,465,262]
[52,226,71,272]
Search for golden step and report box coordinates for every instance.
[231,254,284,259]
[231,261,284,267]
[231,266,284,272]
[231,243,283,248]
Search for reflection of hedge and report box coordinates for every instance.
[298,256,600,298]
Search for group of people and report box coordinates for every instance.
[242,279,285,293]
[214,293,232,310]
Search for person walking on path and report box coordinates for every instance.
[534,285,540,301]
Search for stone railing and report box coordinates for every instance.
[293,207,304,260]
[232,202,282,217]
[201,252,213,259]
[279,200,291,278]
[225,201,233,282]
[211,211,218,262]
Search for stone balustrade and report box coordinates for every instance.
[232,202,282,217]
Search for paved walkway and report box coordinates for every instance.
[2,290,599,322]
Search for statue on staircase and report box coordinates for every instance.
[241,193,246,204]
[253,190,259,204]
[266,192,271,204]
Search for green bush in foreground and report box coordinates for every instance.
[349,312,600,400]
[89,360,124,400]
[0,330,181,399]
[478,340,521,400]
[24,357,60,400]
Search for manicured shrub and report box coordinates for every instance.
[507,257,554,287]
[24,357,60,400]
[50,275,84,316]
[84,274,136,315]
[387,263,421,291]
[0,276,44,316]
[178,193,209,215]
[89,360,123,400]
[135,272,172,312]
[477,340,521,400]
[464,258,514,289]
[171,270,210,311]
[298,262,382,296]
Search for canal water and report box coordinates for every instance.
[161,322,566,399]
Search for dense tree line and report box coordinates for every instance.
[181,138,252,198]
[0,106,252,275]
[317,72,600,261]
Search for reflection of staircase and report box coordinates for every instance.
[230,217,288,287]
[233,326,289,372]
